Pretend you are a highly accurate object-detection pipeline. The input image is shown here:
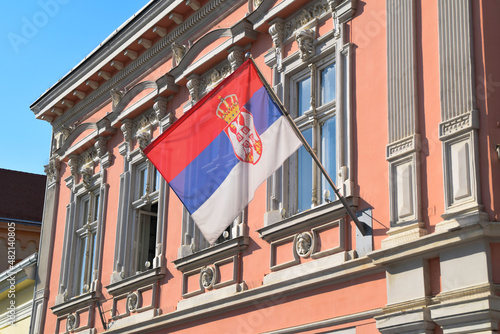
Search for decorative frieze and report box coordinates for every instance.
[199,63,232,96]
[386,134,420,161]
[283,1,329,41]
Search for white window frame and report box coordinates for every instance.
[56,172,105,305]
[266,29,353,224]
[122,156,162,278]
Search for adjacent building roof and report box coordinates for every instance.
[0,169,46,224]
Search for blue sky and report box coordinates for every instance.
[1,1,149,175]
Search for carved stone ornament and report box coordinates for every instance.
[200,266,215,289]
[126,292,140,312]
[295,232,313,258]
[228,50,244,72]
[110,88,126,109]
[284,1,329,40]
[296,29,315,60]
[66,313,78,332]
[186,77,200,103]
[121,119,134,142]
[44,158,61,183]
[171,42,187,66]
[253,0,263,10]
[199,65,231,95]
[68,155,80,178]
[269,21,284,49]
[136,116,153,151]
[153,100,168,122]
[94,136,108,158]
[81,166,93,190]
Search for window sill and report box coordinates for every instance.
[51,291,99,316]
[258,196,358,242]
[174,236,249,272]
[106,267,165,296]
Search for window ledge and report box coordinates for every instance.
[174,236,249,272]
[51,291,99,316]
[258,197,358,242]
[106,267,165,296]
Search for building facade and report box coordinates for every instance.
[29,0,500,333]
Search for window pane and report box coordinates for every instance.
[321,63,336,105]
[81,199,90,226]
[89,232,96,283]
[153,168,160,192]
[297,77,311,117]
[321,116,337,203]
[297,128,313,213]
[93,194,100,222]
[139,166,148,197]
[77,237,87,295]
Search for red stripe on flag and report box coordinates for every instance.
[143,60,263,182]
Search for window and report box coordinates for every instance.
[74,191,100,295]
[56,159,106,305]
[129,160,160,276]
[286,59,338,215]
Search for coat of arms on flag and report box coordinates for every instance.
[217,94,263,165]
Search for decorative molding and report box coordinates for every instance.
[294,232,313,258]
[386,134,420,160]
[439,110,479,140]
[199,266,216,289]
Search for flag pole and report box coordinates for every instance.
[246,54,366,236]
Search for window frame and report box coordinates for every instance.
[284,53,340,217]
[265,28,353,226]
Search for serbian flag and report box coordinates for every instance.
[144,59,302,244]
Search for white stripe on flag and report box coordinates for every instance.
[192,116,302,244]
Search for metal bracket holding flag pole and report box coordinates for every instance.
[246,54,367,236]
